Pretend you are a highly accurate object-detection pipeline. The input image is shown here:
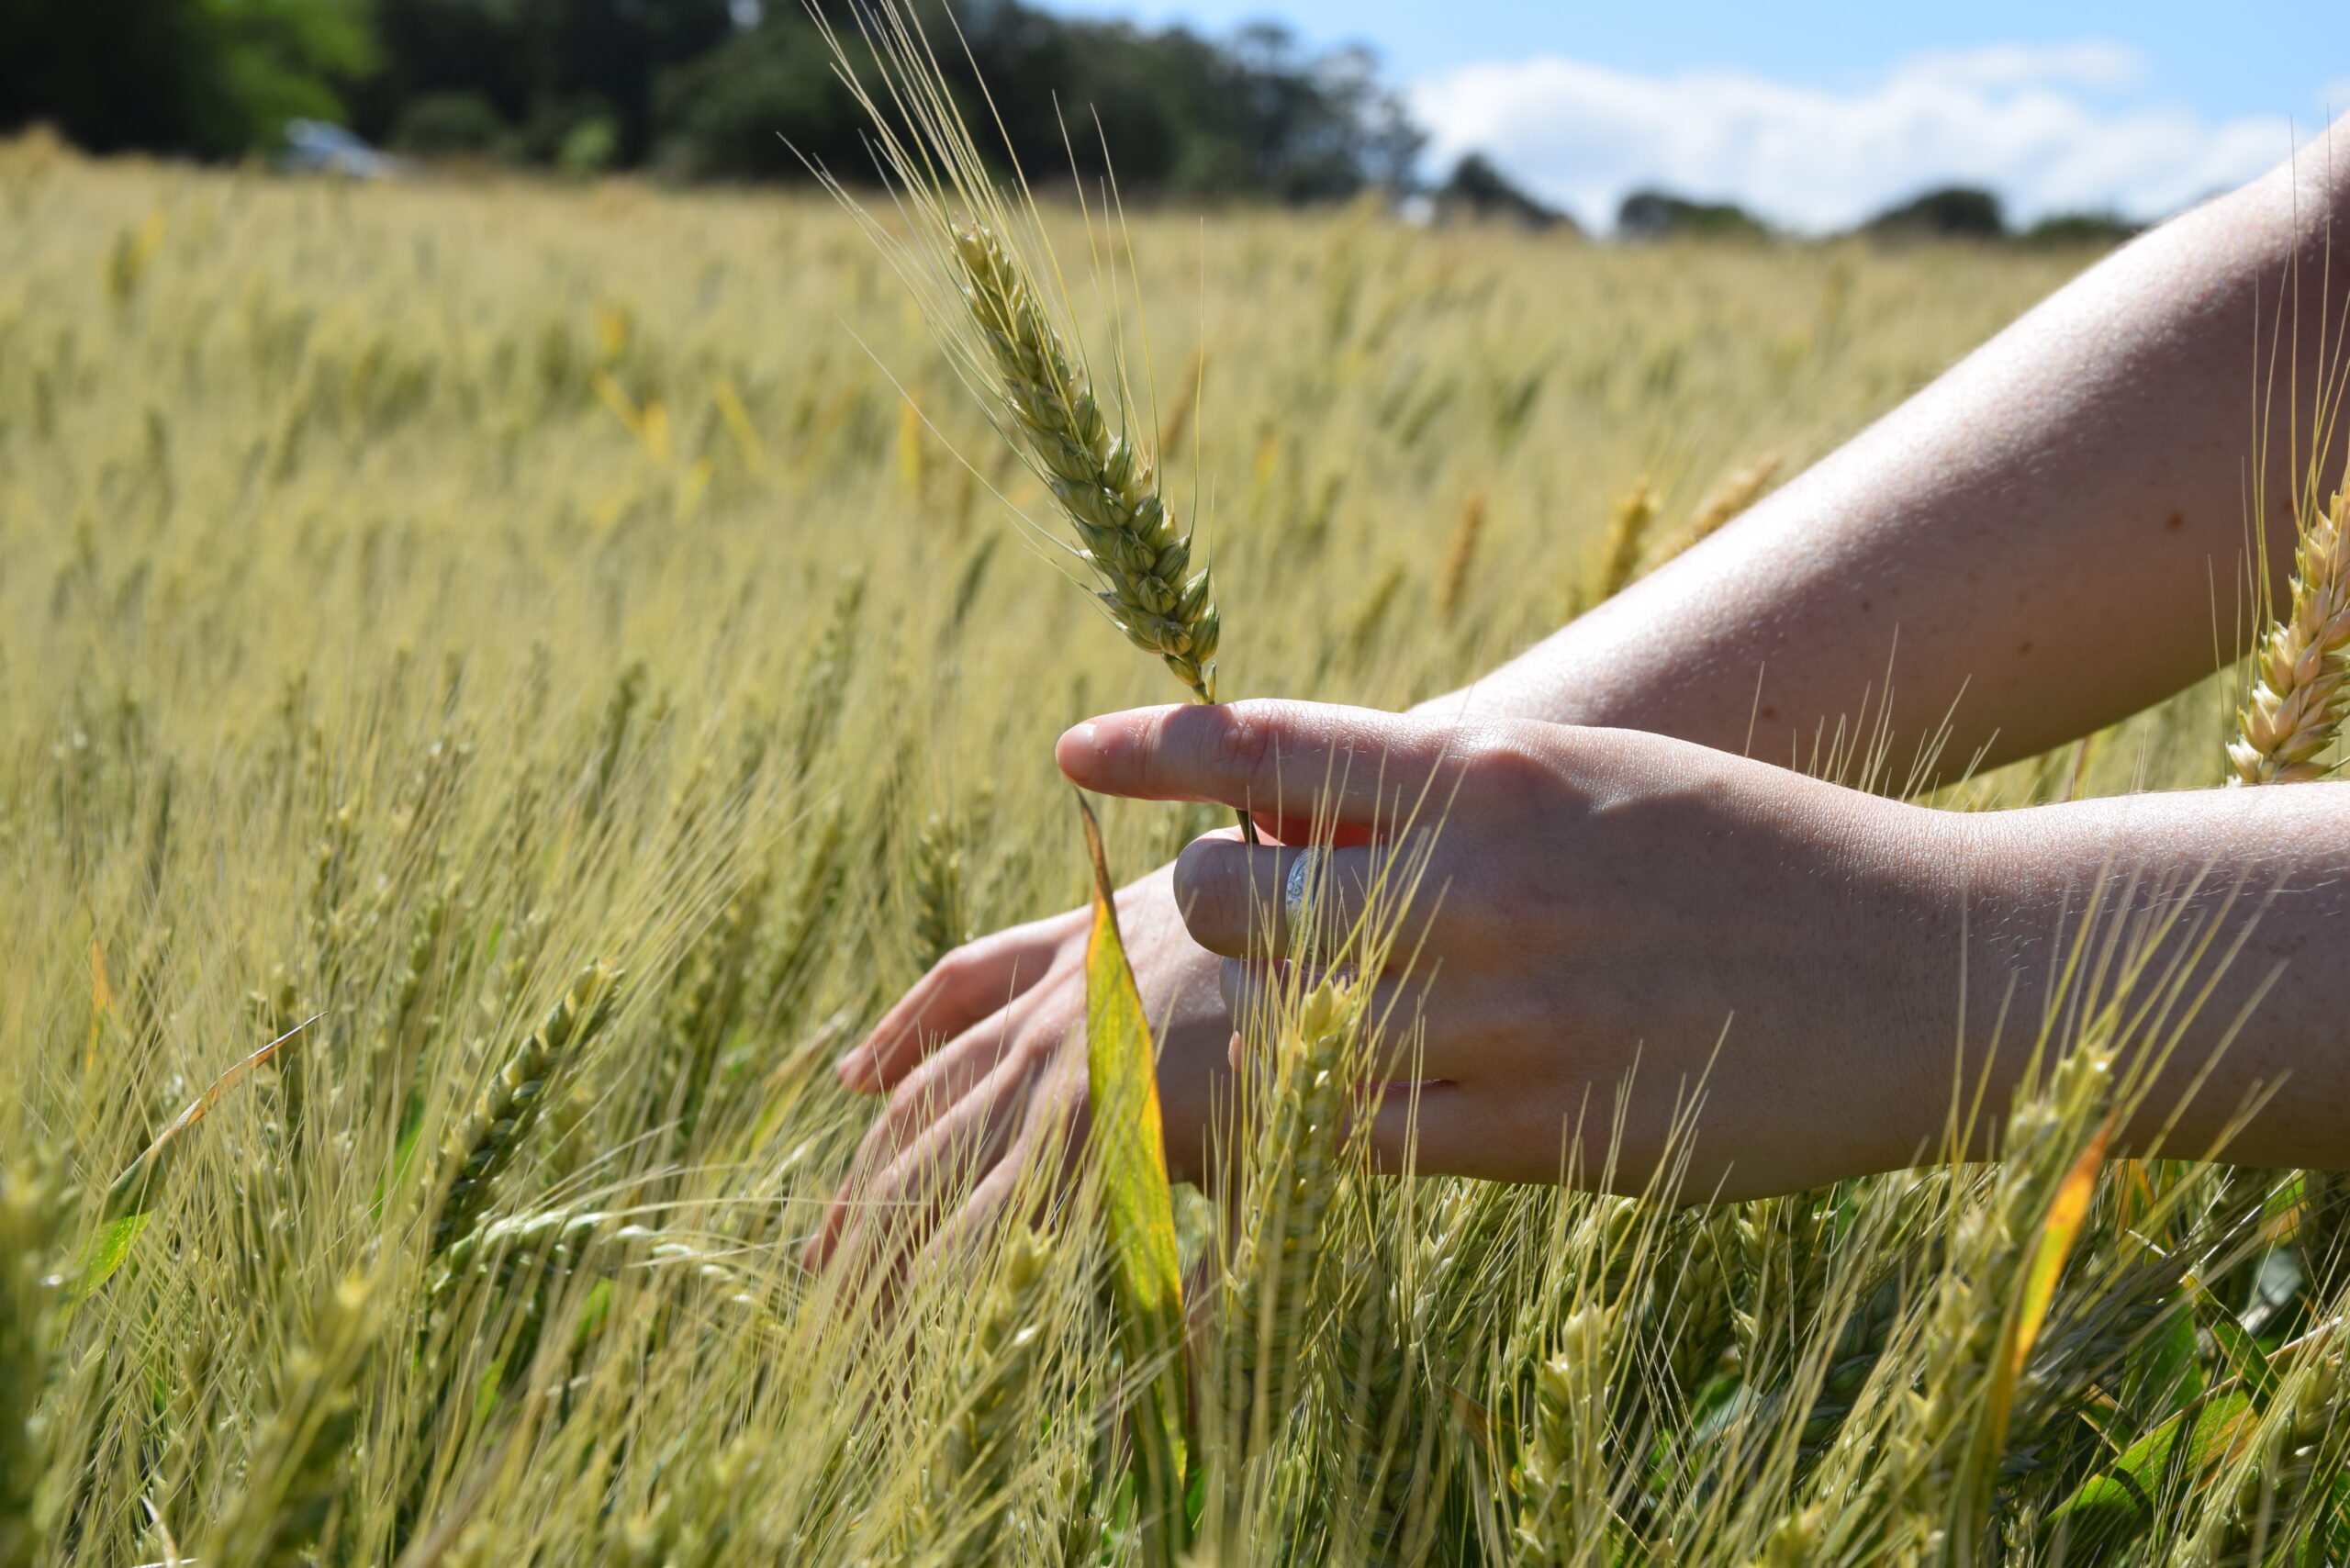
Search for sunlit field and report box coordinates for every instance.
[6,131,2333,1567]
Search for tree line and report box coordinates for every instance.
[1,0,1422,199]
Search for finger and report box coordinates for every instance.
[805,1002,1035,1270]
[1058,700,1473,832]
[837,909,1081,1092]
[1174,836,1438,961]
[916,1092,1087,1271]
[1246,815,1378,849]
[816,1042,1042,1275]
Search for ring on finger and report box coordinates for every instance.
[1283,846,1325,953]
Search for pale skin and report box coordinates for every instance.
[807,116,2350,1268]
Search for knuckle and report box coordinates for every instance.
[1207,702,1274,790]
[1454,723,1555,812]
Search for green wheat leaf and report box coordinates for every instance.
[1077,792,1191,1568]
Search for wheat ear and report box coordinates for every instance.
[929,1223,1058,1566]
[0,1166,62,1568]
[2231,486,2350,784]
[431,962,622,1258]
[1511,1304,1617,1567]
[951,225,1222,701]
[1596,477,1660,600]
[1224,978,1357,1462]
[1654,454,1781,568]
[204,1275,379,1568]
[1438,490,1487,620]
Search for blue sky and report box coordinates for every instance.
[1037,0,2350,230]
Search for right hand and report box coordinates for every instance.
[802,863,1234,1271]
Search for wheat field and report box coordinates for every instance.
[1,129,2331,1568]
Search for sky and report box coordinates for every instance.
[1036,0,2350,232]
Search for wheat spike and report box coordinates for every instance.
[950,224,1222,701]
[1438,489,1487,620]
[1512,1305,1617,1567]
[204,1275,379,1568]
[0,1166,62,1568]
[1654,454,1781,568]
[1224,978,1357,1462]
[930,1224,1058,1565]
[2231,487,2350,784]
[908,808,966,973]
[431,962,622,1258]
[1596,477,1660,599]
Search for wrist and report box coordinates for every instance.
[1843,796,1996,1171]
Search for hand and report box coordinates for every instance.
[805,865,1234,1271]
[1058,700,1968,1200]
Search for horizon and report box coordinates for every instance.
[1037,0,2350,232]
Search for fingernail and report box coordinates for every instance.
[834,1047,870,1091]
[1056,721,1100,779]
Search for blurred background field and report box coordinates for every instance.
[0,132,2292,1567]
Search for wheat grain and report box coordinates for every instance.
[2230,486,2350,783]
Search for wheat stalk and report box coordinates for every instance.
[2230,486,2350,783]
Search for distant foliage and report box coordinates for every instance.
[654,4,1421,198]
[1617,187,1771,241]
[0,0,375,158]
[352,0,733,168]
[1,0,1421,199]
[1863,184,2008,241]
[1431,153,1574,231]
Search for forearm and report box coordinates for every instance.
[1425,117,2350,777]
[1909,780,2350,1166]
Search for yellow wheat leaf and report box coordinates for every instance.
[1078,793,1191,1566]
[1989,1123,2109,1456]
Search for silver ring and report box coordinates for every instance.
[1283,846,1324,940]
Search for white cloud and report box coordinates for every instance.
[1408,44,2299,234]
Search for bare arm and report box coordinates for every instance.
[1444,115,2350,778]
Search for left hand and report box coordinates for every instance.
[1057,700,1969,1199]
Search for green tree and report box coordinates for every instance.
[650,1,1420,199]
[0,0,375,157]
[351,0,734,164]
